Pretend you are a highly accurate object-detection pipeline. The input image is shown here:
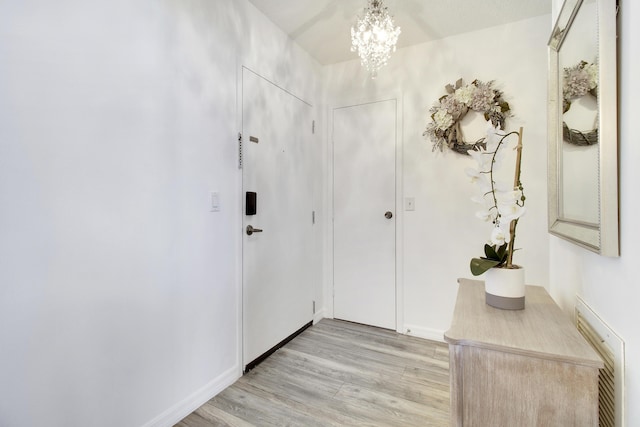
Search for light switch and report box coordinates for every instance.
[210,192,220,212]
[405,197,415,211]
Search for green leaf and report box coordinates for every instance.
[470,258,501,276]
[496,243,508,260]
[484,244,498,260]
[483,243,508,262]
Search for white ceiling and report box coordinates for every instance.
[247,0,552,65]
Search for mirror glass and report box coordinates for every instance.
[548,0,619,256]
[560,0,599,225]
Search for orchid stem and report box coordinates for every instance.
[488,130,519,228]
[506,127,524,268]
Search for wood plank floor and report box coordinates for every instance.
[175,319,450,426]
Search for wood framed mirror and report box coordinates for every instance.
[548,0,619,256]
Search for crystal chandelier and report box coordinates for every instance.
[351,0,401,78]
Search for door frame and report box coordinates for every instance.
[325,92,404,333]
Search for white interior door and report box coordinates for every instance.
[242,68,314,369]
[332,99,397,330]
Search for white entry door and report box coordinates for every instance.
[242,68,314,370]
[332,99,397,330]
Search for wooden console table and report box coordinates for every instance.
[444,279,603,426]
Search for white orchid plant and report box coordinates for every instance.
[467,123,525,276]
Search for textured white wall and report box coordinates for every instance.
[0,0,321,426]
[549,1,640,425]
[323,15,551,339]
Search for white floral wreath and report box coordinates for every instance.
[563,60,598,146]
[424,79,511,154]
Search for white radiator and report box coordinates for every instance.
[575,297,625,427]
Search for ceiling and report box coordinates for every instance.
[247,0,552,65]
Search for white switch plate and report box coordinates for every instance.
[210,192,220,212]
[405,197,415,211]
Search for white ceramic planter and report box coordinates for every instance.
[484,266,525,310]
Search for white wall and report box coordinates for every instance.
[549,1,640,425]
[6,0,636,424]
[0,1,322,426]
[323,15,551,339]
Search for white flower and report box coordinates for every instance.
[440,95,465,119]
[471,195,486,205]
[491,150,506,171]
[474,174,492,193]
[469,81,495,111]
[563,61,597,100]
[493,180,511,193]
[490,226,509,246]
[468,147,492,171]
[475,210,492,222]
[433,109,453,130]
[454,85,475,105]
[499,202,525,222]
[465,167,481,183]
[495,190,520,204]
[485,121,504,153]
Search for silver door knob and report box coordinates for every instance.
[385,211,393,219]
[246,225,263,235]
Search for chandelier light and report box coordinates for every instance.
[350,0,401,78]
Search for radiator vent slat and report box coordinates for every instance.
[575,301,623,427]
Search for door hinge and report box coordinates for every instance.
[238,132,243,169]
[313,300,316,314]
[312,120,315,134]
[312,210,315,225]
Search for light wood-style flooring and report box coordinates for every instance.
[176,319,450,426]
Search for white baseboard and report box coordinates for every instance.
[142,364,240,427]
[313,308,326,324]
[403,324,446,343]
[314,316,444,343]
